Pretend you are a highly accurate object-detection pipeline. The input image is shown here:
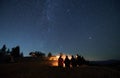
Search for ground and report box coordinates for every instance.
[0,62,120,78]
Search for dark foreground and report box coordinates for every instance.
[0,62,120,78]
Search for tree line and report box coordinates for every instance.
[0,44,88,65]
[0,44,47,63]
[0,44,23,63]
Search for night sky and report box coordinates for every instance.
[0,0,120,60]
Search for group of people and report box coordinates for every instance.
[58,54,85,68]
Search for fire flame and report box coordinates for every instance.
[49,54,72,67]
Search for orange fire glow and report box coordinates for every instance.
[49,54,72,67]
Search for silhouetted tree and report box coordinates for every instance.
[0,45,24,63]
[0,44,7,56]
[1,44,7,52]
[48,52,52,57]
[6,49,10,55]
[10,46,21,62]
[0,44,11,63]
[11,46,20,58]
[29,51,45,57]
[20,52,23,57]
[29,52,36,57]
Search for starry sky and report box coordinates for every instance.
[0,0,120,60]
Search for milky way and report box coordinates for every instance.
[0,0,120,60]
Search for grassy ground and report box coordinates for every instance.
[0,62,120,78]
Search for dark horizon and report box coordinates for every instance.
[0,0,120,60]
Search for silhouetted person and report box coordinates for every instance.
[58,55,64,67]
[70,55,77,68]
[76,54,81,66]
[64,56,70,68]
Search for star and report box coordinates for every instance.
[88,36,92,40]
[66,9,71,15]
